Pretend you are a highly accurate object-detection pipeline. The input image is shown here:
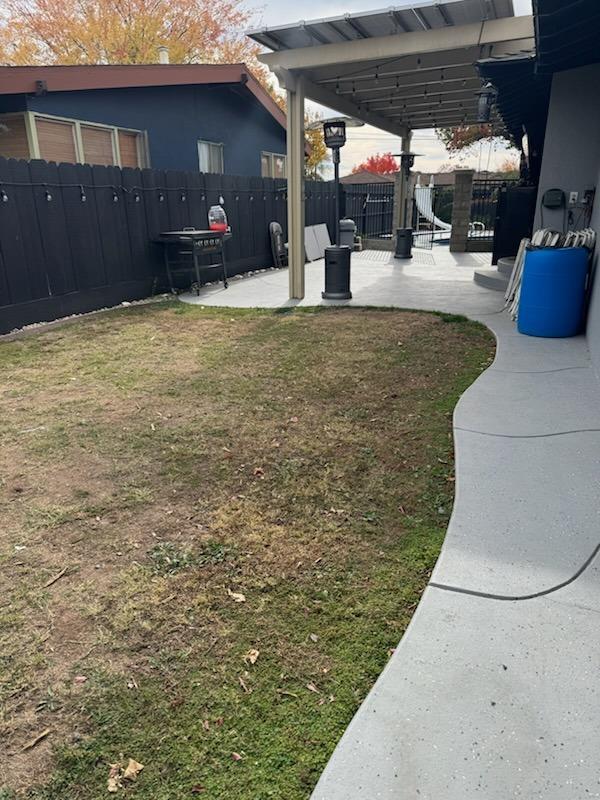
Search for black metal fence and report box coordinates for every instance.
[344,182,395,239]
[0,157,338,334]
[470,178,518,240]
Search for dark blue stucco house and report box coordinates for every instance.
[0,63,288,177]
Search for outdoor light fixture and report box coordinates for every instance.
[323,119,347,150]
[476,82,497,123]
[307,116,364,299]
[392,151,421,177]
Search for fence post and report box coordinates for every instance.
[449,169,473,253]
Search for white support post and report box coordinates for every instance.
[286,76,305,300]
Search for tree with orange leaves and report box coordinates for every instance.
[0,0,265,77]
[351,152,399,175]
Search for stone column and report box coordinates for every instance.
[449,169,474,253]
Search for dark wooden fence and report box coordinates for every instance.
[0,157,338,334]
[344,182,395,239]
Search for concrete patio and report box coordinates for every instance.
[182,248,600,798]
[181,247,503,318]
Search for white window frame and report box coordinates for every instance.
[197,139,224,174]
[261,151,287,179]
[22,111,149,167]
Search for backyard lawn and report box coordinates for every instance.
[0,302,493,799]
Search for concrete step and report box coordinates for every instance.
[497,256,516,276]
[473,269,510,292]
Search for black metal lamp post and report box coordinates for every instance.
[323,119,346,245]
[308,116,363,299]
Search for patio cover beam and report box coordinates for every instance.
[335,74,480,98]
[314,55,479,84]
[366,88,481,110]
[260,16,534,72]
[300,76,410,138]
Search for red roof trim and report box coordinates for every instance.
[0,63,288,131]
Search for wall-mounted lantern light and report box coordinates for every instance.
[476,82,497,123]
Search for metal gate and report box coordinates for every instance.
[344,182,395,240]
[411,186,453,249]
[470,178,518,242]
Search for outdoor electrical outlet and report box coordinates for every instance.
[569,191,579,205]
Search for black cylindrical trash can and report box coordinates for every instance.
[394,228,413,259]
[322,245,352,300]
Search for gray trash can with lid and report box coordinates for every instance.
[339,218,357,249]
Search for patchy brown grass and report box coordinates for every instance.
[0,302,493,799]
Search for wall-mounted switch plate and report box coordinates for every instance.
[569,191,579,205]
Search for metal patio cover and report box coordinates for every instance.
[248,0,535,134]
[247,0,535,300]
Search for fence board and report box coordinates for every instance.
[7,159,47,301]
[121,167,150,282]
[0,159,32,304]
[92,164,131,287]
[185,171,207,230]
[29,159,77,295]
[59,162,107,290]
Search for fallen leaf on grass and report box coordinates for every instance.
[107,764,121,793]
[227,588,246,603]
[202,719,210,731]
[231,752,243,761]
[123,758,144,780]
[243,648,260,665]
[309,633,318,643]
[22,728,51,751]
[306,682,320,694]
[253,466,265,478]
[107,758,144,792]
[191,786,206,794]
[73,675,88,685]
[238,675,252,693]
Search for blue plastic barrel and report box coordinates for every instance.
[518,247,589,337]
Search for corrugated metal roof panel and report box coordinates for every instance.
[248,0,515,51]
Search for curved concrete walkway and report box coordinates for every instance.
[181,250,600,799]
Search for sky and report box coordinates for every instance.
[246,0,533,176]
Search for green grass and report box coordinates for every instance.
[0,302,494,799]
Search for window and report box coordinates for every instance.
[261,151,287,179]
[198,140,224,174]
[37,118,78,164]
[0,114,32,160]
[81,124,115,166]
[118,130,141,168]
[31,113,147,167]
